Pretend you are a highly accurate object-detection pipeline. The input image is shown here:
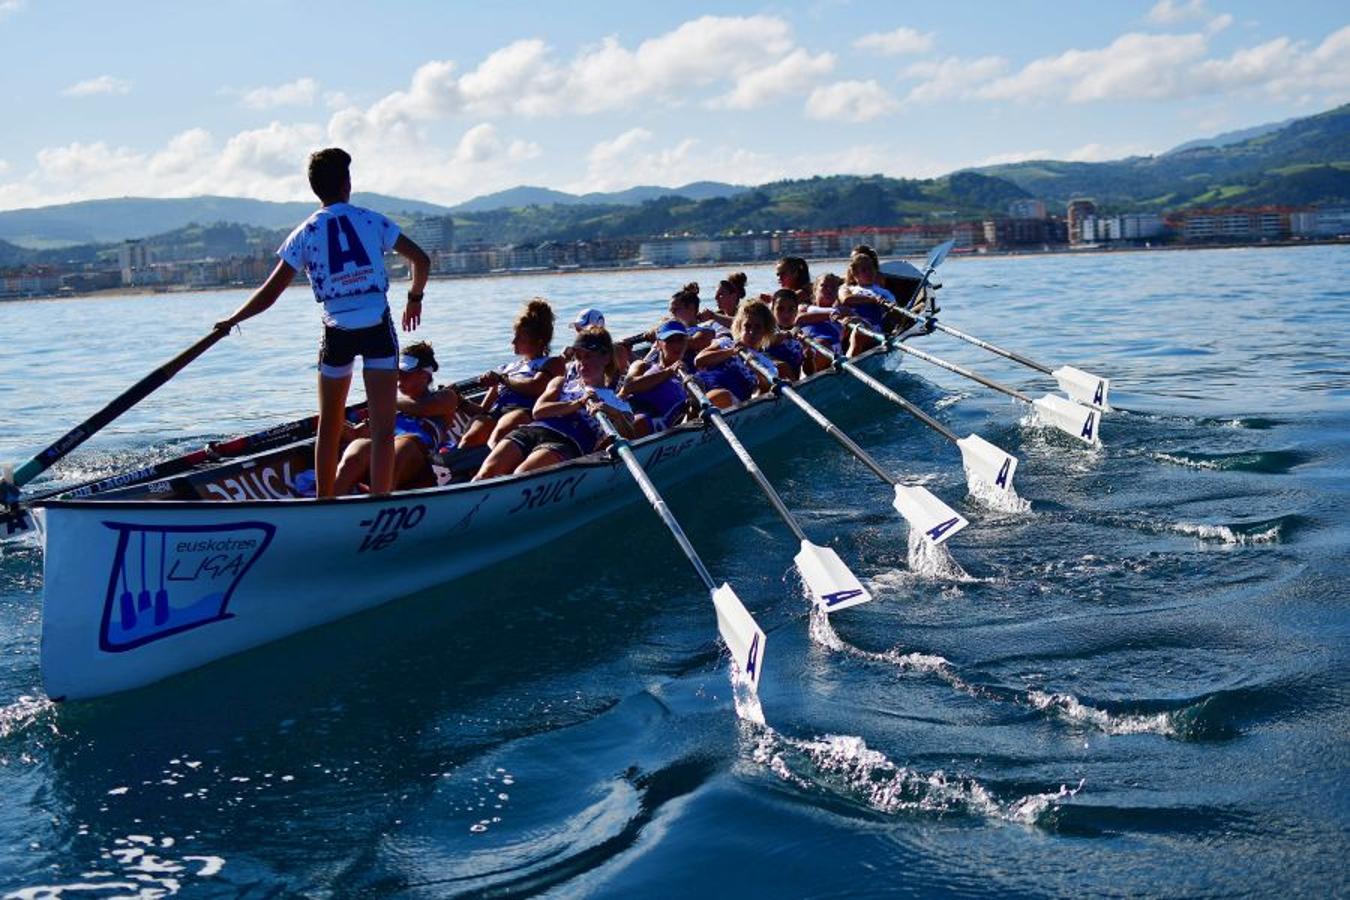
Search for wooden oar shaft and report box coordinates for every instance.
[10,328,228,491]
[684,378,807,544]
[852,325,1033,404]
[798,335,961,445]
[596,414,717,592]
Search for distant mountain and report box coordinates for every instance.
[450,181,746,212]
[971,102,1350,211]
[0,192,453,248]
[1165,118,1296,155]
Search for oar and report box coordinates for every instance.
[1,328,229,511]
[738,351,969,546]
[594,412,767,694]
[796,333,1019,496]
[849,324,1100,446]
[682,375,871,614]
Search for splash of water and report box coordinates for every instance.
[1169,521,1281,545]
[0,695,55,741]
[907,529,972,581]
[965,468,1032,514]
[1027,690,1178,737]
[749,728,1082,825]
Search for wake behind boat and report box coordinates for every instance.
[3,242,1113,702]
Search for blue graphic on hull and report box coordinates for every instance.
[99,521,276,652]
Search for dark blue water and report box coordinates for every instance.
[1,246,1347,897]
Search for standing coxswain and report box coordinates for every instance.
[214,147,430,497]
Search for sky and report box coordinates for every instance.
[0,0,1346,211]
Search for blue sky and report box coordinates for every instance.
[0,0,1345,210]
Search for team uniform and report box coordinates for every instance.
[491,356,555,412]
[696,335,764,403]
[277,202,402,378]
[507,372,633,460]
[626,347,689,432]
[766,333,805,377]
[838,285,896,330]
[798,307,845,353]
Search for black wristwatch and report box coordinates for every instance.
[407,291,424,303]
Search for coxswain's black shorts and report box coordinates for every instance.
[318,309,398,378]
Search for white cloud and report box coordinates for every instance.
[61,75,132,97]
[1206,13,1234,34]
[854,27,934,55]
[0,159,9,176]
[240,77,319,110]
[0,0,24,20]
[976,149,1053,166]
[904,55,1008,103]
[450,123,540,166]
[709,48,836,110]
[982,32,1208,103]
[805,80,900,122]
[1065,142,1153,162]
[1147,0,1210,25]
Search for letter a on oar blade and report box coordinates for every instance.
[892,485,969,546]
[1053,366,1110,412]
[794,540,872,613]
[956,434,1019,493]
[1032,394,1102,446]
[712,583,766,693]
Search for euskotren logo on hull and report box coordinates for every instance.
[98,521,275,652]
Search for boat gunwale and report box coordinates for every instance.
[37,341,894,513]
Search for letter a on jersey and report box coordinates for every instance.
[327,216,372,273]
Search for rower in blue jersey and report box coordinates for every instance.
[836,249,896,357]
[797,272,845,374]
[693,299,776,410]
[473,327,635,479]
[461,298,566,449]
[765,288,806,381]
[621,319,693,437]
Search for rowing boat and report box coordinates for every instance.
[32,343,892,701]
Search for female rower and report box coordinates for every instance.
[473,327,635,479]
[765,289,805,381]
[461,298,566,448]
[712,272,747,328]
[333,341,458,494]
[797,272,844,374]
[668,281,716,359]
[694,299,775,409]
[772,256,812,305]
[836,250,896,357]
[621,319,693,436]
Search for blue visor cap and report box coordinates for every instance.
[655,319,689,340]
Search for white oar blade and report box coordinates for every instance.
[712,583,766,693]
[1053,365,1110,411]
[893,485,969,546]
[1033,394,1101,446]
[956,434,1019,493]
[794,540,872,613]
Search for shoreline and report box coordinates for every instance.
[3,237,1345,302]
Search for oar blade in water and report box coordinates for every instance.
[893,485,969,546]
[1033,394,1101,446]
[956,434,1019,493]
[1053,365,1110,411]
[712,583,766,693]
[794,540,872,613]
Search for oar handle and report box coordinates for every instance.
[680,374,808,544]
[7,327,229,496]
[738,351,897,489]
[851,324,1033,405]
[796,334,961,445]
[595,411,718,593]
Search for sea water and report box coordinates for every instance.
[0,245,1346,896]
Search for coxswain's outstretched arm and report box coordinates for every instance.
[215,260,297,331]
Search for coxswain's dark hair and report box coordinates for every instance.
[308,148,352,203]
[776,256,810,290]
[772,288,801,307]
[402,340,438,372]
[719,271,747,300]
[515,297,556,353]
[669,282,701,315]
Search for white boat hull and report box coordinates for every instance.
[40,358,875,700]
